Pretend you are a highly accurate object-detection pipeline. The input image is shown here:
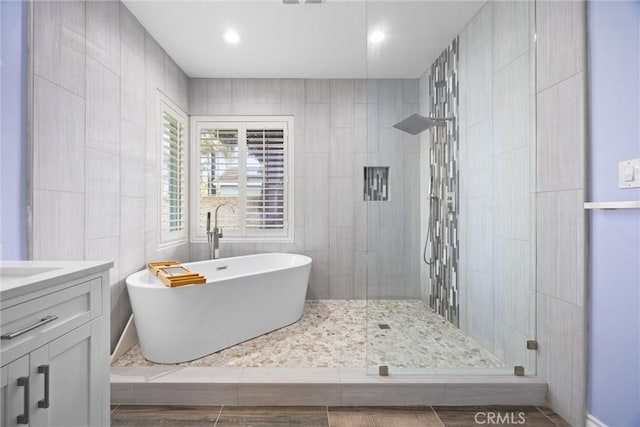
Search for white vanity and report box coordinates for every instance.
[1,261,112,427]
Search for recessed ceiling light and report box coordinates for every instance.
[224,30,241,45]
[369,31,385,44]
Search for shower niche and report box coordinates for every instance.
[363,167,389,201]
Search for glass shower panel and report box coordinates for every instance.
[365,0,537,376]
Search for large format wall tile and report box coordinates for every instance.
[493,0,529,72]
[145,32,164,99]
[34,0,85,97]
[86,57,120,155]
[536,73,585,192]
[467,118,492,199]
[164,55,189,112]
[188,79,207,115]
[493,53,529,154]
[86,236,120,286]
[330,128,355,178]
[119,2,145,59]
[304,202,329,252]
[33,77,85,193]
[464,1,493,55]
[185,77,420,299]
[536,0,585,91]
[467,197,493,275]
[466,40,492,127]
[33,190,85,261]
[120,121,145,198]
[329,226,355,299]
[305,79,330,104]
[281,79,306,128]
[256,79,281,104]
[86,148,120,239]
[31,0,190,352]
[120,196,145,278]
[86,0,120,75]
[536,190,583,306]
[466,269,494,349]
[378,80,403,128]
[121,43,146,127]
[329,178,355,227]
[330,79,354,128]
[304,250,329,299]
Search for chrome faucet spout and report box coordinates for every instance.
[207,203,235,259]
[214,203,235,232]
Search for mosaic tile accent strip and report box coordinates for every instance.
[363,167,389,201]
[113,300,504,369]
[427,37,460,326]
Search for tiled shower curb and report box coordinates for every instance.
[111,367,546,406]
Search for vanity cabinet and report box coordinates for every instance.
[0,262,111,427]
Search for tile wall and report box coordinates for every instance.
[425,38,460,326]
[189,78,421,300]
[535,1,587,425]
[443,0,536,373]
[31,0,190,351]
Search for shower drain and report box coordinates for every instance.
[378,323,391,330]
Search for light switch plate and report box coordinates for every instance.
[619,158,640,188]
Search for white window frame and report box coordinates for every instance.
[157,92,188,249]
[189,115,294,243]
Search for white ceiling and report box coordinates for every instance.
[123,0,485,79]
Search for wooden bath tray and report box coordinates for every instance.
[147,261,206,288]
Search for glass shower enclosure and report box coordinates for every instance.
[364,0,538,376]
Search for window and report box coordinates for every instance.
[158,94,188,247]
[190,116,294,242]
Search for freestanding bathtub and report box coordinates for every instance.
[126,253,312,364]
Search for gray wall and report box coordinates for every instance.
[189,78,421,299]
[31,0,190,351]
[535,1,587,425]
[454,0,536,372]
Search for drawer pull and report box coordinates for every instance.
[1,315,58,340]
[17,376,29,424]
[38,365,50,408]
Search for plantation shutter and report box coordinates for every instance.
[245,128,286,232]
[198,127,240,232]
[160,108,186,241]
[191,117,293,241]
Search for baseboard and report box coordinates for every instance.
[586,413,608,427]
[110,314,139,364]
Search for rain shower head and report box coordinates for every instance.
[392,113,451,135]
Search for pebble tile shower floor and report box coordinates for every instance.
[113,300,505,369]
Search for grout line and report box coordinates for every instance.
[536,70,585,96]
[33,73,85,101]
[213,404,223,426]
[430,406,446,427]
[535,406,562,426]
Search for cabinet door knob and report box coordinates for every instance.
[38,364,51,408]
[16,376,29,424]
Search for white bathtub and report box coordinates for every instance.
[126,253,312,364]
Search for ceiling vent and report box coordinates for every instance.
[282,0,324,4]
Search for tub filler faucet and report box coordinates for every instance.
[207,204,235,259]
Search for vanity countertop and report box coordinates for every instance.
[0,260,113,301]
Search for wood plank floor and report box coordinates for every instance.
[111,405,571,426]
